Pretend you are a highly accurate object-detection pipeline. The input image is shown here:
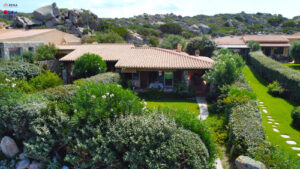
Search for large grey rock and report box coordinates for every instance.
[16,159,30,169]
[29,161,41,169]
[235,156,266,169]
[13,16,33,27]
[33,3,60,21]
[0,136,19,158]
[19,153,26,160]
[45,18,60,27]
[188,24,201,34]
[127,31,143,44]
[199,24,211,34]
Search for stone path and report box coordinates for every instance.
[196,97,209,120]
[258,100,300,157]
[196,97,223,169]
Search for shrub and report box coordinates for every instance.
[109,27,129,39]
[146,36,159,47]
[223,88,257,106]
[35,44,58,61]
[186,36,216,57]
[21,51,36,63]
[289,41,300,64]
[100,114,210,169]
[267,81,285,96]
[159,23,182,35]
[29,70,63,90]
[136,27,159,37]
[74,72,120,85]
[247,41,261,52]
[203,49,245,90]
[0,61,41,80]
[72,82,144,124]
[96,32,125,43]
[158,35,185,49]
[228,101,265,159]
[248,51,300,103]
[291,106,300,129]
[72,53,107,78]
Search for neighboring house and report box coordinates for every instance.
[214,35,300,62]
[0,29,81,60]
[58,44,213,94]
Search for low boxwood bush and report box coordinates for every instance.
[291,106,300,129]
[267,81,285,96]
[0,61,41,80]
[74,72,120,85]
[100,114,210,169]
[249,51,300,103]
[29,70,63,90]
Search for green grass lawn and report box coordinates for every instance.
[243,66,300,157]
[283,63,300,72]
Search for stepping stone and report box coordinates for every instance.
[273,128,279,132]
[298,154,300,157]
[291,147,300,151]
[267,121,272,124]
[275,122,279,125]
[281,135,290,138]
[269,119,275,121]
[259,102,264,104]
[262,109,268,113]
[267,116,272,118]
[286,141,297,145]
[272,125,277,127]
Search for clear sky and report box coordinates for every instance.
[3,0,300,18]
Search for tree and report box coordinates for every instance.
[186,36,216,57]
[96,32,125,43]
[247,41,261,52]
[159,23,182,35]
[290,41,300,64]
[159,35,185,49]
[73,53,107,78]
[146,36,159,47]
[35,44,58,61]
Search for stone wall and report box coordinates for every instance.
[0,42,44,60]
[38,59,62,75]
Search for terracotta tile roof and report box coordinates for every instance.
[260,43,290,47]
[0,29,53,40]
[115,47,213,70]
[243,35,289,43]
[59,44,213,70]
[214,36,245,45]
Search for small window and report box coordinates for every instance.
[132,72,139,80]
[28,47,34,52]
[164,72,173,88]
[9,47,22,57]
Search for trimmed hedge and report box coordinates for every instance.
[0,61,41,80]
[248,51,300,103]
[74,72,120,85]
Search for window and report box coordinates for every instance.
[9,47,22,57]
[28,47,34,52]
[164,72,173,88]
[132,72,139,80]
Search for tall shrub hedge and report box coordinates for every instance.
[248,51,300,103]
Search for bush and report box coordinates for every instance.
[158,35,185,49]
[203,49,245,90]
[159,23,182,35]
[72,82,144,124]
[100,114,210,169]
[248,51,300,103]
[35,44,58,61]
[289,41,300,64]
[21,51,36,63]
[109,27,129,39]
[96,32,125,43]
[247,41,261,52]
[267,81,285,96]
[186,36,216,57]
[228,101,265,159]
[146,36,159,47]
[29,70,63,90]
[74,72,120,85]
[291,106,300,129]
[136,27,159,37]
[223,87,257,106]
[72,53,107,78]
[0,61,41,80]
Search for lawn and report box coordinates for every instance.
[243,66,300,157]
[283,63,300,72]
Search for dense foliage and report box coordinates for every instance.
[101,114,210,169]
[247,41,261,52]
[186,36,216,57]
[29,70,63,90]
[249,51,300,103]
[267,81,285,96]
[158,35,186,49]
[159,23,182,35]
[146,36,159,47]
[289,41,300,64]
[0,61,41,80]
[96,32,125,43]
[35,44,58,61]
[291,106,300,129]
[74,72,120,85]
[73,53,107,78]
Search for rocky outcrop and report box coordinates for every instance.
[0,136,19,158]
[13,16,43,28]
[235,156,266,169]
[16,159,30,169]
[199,24,211,34]
[126,31,144,44]
[28,161,41,169]
[33,3,60,21]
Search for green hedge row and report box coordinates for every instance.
[248,51,300,103]
[74,72,120,85]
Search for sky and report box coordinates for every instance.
[3,0,300,18]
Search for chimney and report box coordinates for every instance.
[177,44,182,52]
[195,49,200,56]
